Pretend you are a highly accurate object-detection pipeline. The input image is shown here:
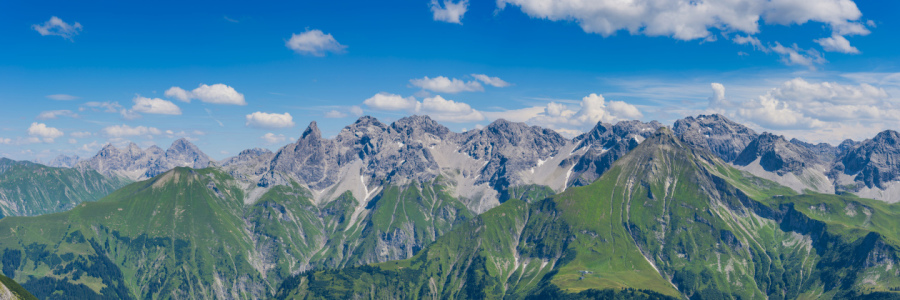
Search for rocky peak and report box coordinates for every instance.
[835,130,900,189]
[673,114,758,163]
[790,138,839,163]
[390,115,452,139]
[301,121,322,140]
[47,154,81,168]
[733,132,817,176]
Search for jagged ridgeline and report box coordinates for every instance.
[276,129,900,299]
[0,158,128,218]
[1,115,900,299]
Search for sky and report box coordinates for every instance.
[2,0,900,161]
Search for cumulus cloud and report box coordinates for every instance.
[497,0,866,41]
[498,0,870,66]
[102,125,162,137]
[27,122,64,143]
[285,29,347,56]
[0,138,12,145]
[164,87,192,102]
[364,93,418,111]
[32,16,82,40]
[165,84,246,105]
[261,133,287,144]
[471,74,511,87]
[245,112,295,129]
[709,78,895,132]
[483,93,643,137]
[349,105,364,116]
[131,96,182,115]
[37,110,77,120]
[416,95,484,122]
[529,94,643,128]
[815,35,860,54]
[46,94,79,101]
[410,76,483,93]
[708,83,728,109]
[430,0,468,24]
[363,93,484,123]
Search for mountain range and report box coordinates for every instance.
[0,114,899,299]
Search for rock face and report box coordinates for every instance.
[46,154,81,168]
[568,120,663,186]
[735,133,818,176]
[833,130,900,190]
[673,114,758,162]
[77,138,212,181]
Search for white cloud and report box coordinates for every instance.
[430,0,468,24]
[70,131,92,138]
[131,96,182,115]
[27,122,64,143]
[815,35,860,54]
[164,87,192,102]
[364,93,418,111]
[164,84,246,105]
[709,78,896,132]
[32,16,82,40]
[102,125,162,137]
[324,110,347,118]
[37,110,77,120]
[485,93,643,136]
[497,0,866,41]
[285,29,347,56]
[0,138,11,145]
[770,42,825,70]
[363,93,484,123]
[415,95,484,122]
[68,138,77,144]
[189,84,246,105]
[733,35,766,52]
[349,105,364,116]
[261,133,287,144]
[245,112,295,129]
[471,74,511,87]
[46,94,79,101]
[410,76,483,93]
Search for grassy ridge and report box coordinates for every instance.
[0,158,128,218]
[278,129,900,299]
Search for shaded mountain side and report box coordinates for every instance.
[0,158,128,218]
[277,129,900,299]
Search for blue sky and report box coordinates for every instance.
[2,0,900,161]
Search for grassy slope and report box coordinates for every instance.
[278,130,900,299]
[0,158,128,218]
[0,167,481,299]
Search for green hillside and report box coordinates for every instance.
[0,158,128,218]
[0,167,477,299]
[277,129,900,299]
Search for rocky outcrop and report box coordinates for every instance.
[76,138,212,180]
[833,130,900,190]
[735,133,818,176]
[673,114,758,162]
